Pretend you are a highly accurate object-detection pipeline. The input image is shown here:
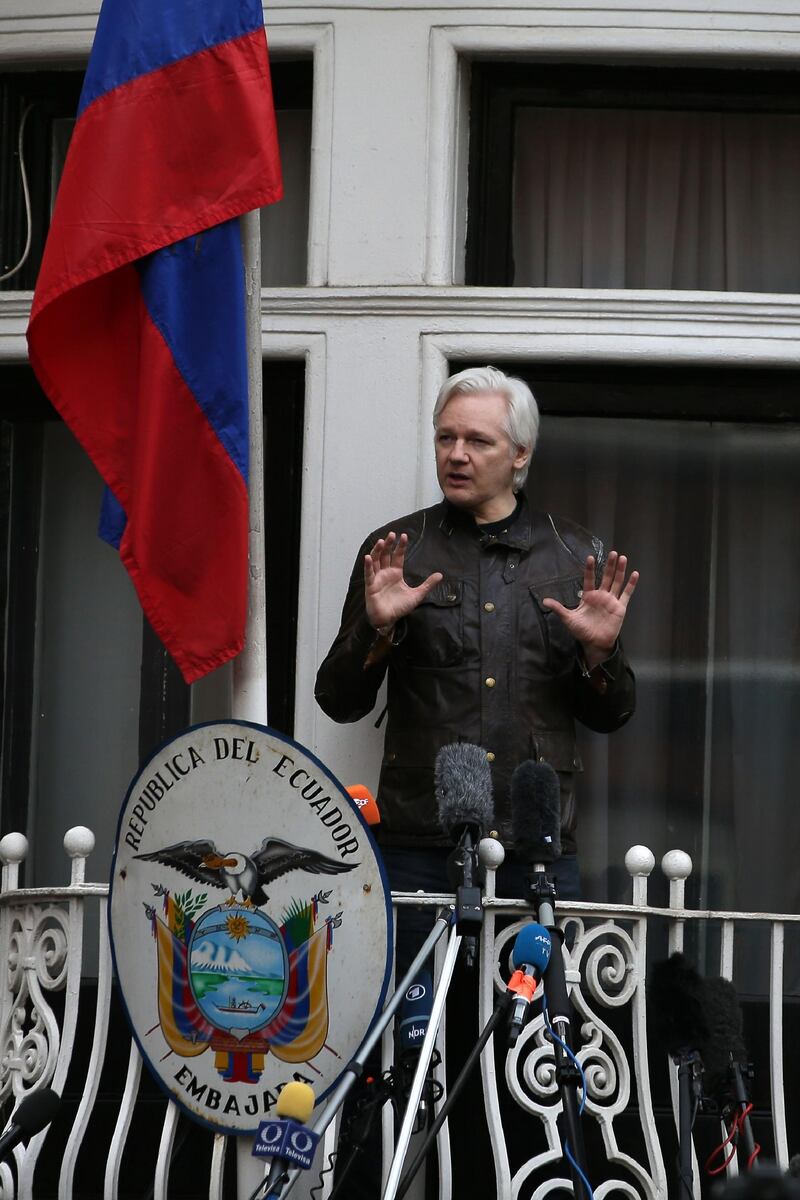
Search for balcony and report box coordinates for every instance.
[0,829,795,1198]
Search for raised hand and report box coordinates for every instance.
[364,532,443,634]
[542,551,639,669]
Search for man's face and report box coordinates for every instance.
[434,391,529,522]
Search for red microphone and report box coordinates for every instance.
[347,784,381,827]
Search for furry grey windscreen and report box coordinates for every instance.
[510,760,562,863]
[434,743,494,836]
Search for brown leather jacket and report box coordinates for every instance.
[315,498,635,853]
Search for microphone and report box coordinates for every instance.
[434,744,494,953]
[346,784,381,827]
[510,760,562,867]
[701,974,760,1166]
[434,743,494,841]
[396,970,438,1133]
[507,924,551,1047]
[0,1088,61,1163]
[648,953,710,1058]
[254,1082,319,1195]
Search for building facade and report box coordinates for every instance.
[1,0,800,929]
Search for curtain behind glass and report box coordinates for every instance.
[526,415,800,982]
[513,108,800,291]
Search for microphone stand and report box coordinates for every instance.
[449,826,484,969]
[256,908,454,1200]
[394,985,515,1200]
[526,865,591,1200]
[381,825,486,1200]
[674,1048,702,1198]
[729,1059,758,1170]
[381,922,462,1200]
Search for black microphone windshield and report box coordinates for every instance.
[12,1088,60,1138]
[434,743,494,839]
[648,953,710,1056]
[510,760,561,864]
[701,975,748,1104]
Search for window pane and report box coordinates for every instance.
[31,422,143,887]
[260,107,311,285]
[1,65,312,290]
[526,412,800,947]
[513,106,800,290]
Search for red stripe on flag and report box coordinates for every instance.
[31,28,282,315]
[28,265,247,682]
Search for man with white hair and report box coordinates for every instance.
[316,365,638,898]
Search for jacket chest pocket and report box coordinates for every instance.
[399,577,464,668]
[529,575,582,673]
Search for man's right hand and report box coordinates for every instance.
[364,531,443,634]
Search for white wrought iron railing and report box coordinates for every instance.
[0,829,796,1199]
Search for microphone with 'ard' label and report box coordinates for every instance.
[397,970,436,1132]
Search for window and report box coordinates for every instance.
[1,62,313,291]
[0,360,306,884]
[467,63,800,290]
[460,361,800,940]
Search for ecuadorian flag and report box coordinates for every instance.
[27,0,283,682]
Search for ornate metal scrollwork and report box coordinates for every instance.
[0,905,71,1103]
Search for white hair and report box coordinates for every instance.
[433,366,540,491]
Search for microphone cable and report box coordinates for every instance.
[705,1103,761,1176]
[541,993,594,1200]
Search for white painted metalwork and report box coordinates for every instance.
[1,828,798,1199]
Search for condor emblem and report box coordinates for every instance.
[109,721,392,1133]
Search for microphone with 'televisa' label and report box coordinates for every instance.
[507,924,552,1048]
[346,785,381,827]
[253,1081,319,1197]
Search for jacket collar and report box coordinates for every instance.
[437,496,534,551]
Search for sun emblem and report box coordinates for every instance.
[225,912,251,942]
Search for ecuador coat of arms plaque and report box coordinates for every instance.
[109,721,393,1133]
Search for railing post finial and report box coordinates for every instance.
[0,832,29,893]
[625,845,655,907]
[64,826,96,886]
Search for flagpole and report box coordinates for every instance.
[232,209,269,726]
[234,208,271,1199]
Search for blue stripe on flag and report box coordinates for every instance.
[79,0,265,115]
[136,221,249,483]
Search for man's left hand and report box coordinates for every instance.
[542,551,639,671]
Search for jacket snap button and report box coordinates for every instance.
[485,677,496,688]
[483,602,495,613]
[447,593,456,602]
[486,751,495,762]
